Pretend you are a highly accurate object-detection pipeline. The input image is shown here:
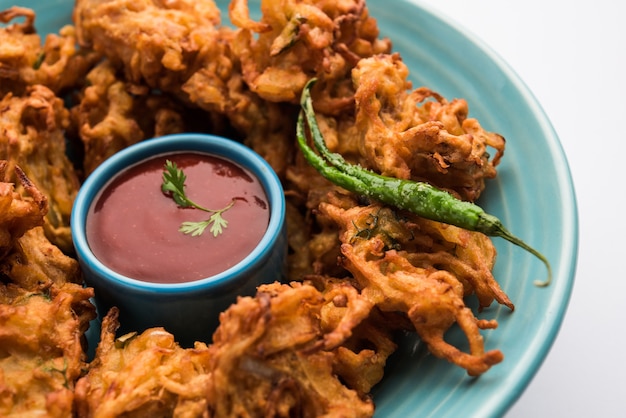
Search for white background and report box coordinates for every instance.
[417,0,625,416]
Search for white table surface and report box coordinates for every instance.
[416,0,625,416]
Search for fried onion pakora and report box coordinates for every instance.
[229,0,391,112]
[78,279,395,417]
[0,6,99,97]
[71,59,191,175]
[73,0,222,93]
[208,280,379,417]
[304,274,399,395]
[0,161,81,290]
[0,282,95,417]
[0,165,95,417]
[71,0,295,177]
[0,85,81,253]
[319,200,510,376]
[74,308,214,418]
[351,54,505,201]
[0,161,46,259]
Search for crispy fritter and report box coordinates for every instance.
[320,201,510,376]
[74,308,213,418]
[0,282,95,417]
[208,281,376,417]
[0,7,41,97]
[0,6,99,97]
[229,0,391,111]
[0,155,94,418]
[305,275,398,395]
[78,279,392,417]
[204,0,392,176]
[350,54,505,201]
[1,226,83,290]
[0,161,47,259]
[0,167,93,415]
[0,85,81,253]
[71,0,294,176]
[179,31,299,178]
[71,59,192,175]
[74,0,222,93]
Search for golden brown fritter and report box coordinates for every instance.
[351,54,505,201]
[73,0,222,93]
[74,308,214,418]
[204,0,393,176]
[0,144,96,417]
[78,279,394,417]
[208,281,376,417]
[305,274,398,395]
[319,201,510,376]
[0,149,93,418]
[0,7,41,97]
[0,85,81,253]
[71,0,295,177]
[229,0,391,111]
[0,282,95,417]
[0,6,99,97]
[71,59,192,175]
[0,161,47,259]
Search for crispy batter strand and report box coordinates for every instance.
[0,161,47,258]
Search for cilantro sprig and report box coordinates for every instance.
[161,160,235,237]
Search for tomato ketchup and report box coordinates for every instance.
[86,152,270,284]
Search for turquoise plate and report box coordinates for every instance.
[1,0,578,416]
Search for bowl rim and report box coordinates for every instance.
[71,133,286,293]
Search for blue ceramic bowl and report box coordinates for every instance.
[71,133,287,346]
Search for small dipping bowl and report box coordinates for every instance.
[72,133,287,346]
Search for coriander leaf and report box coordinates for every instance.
[209,212,228,237]
[161,160,192,208]
[162,160,235,237]
[179,220,212,237]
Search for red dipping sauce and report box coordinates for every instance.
[86,152,270,284]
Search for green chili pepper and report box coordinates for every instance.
[33,52,46,70]
[297,79,552,286]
